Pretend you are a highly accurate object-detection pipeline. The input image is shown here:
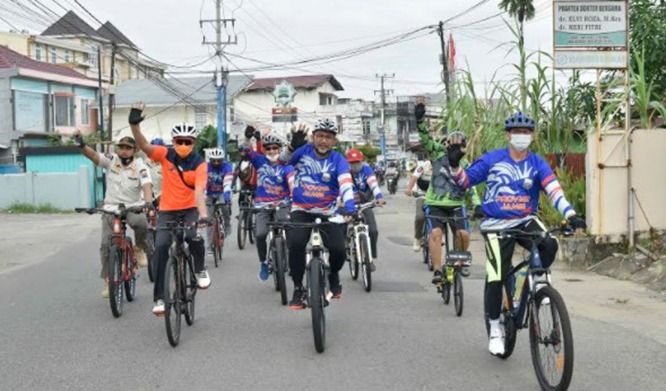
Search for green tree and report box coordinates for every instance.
[630,0,666,100]
[355,144,381,163]
[195,125,218,155]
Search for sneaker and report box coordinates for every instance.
[101,281,109,299]
[152,300,165,316]
[412,238,421,252]
[135,248,148,268]
[369,259,377,272]
[488,322,505,356]
[330,284,342,299]
[258,262,270,282]
[288,287,307,310]
[460,266,471,277]
[431,270,443,285]
[328,272,342,299]
[197,270,211,289]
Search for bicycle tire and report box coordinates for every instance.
[124,246,137,302]
[164,254,181,347]
[529,286,574,391]
[308,257,326,353]
[349,237,359,280]
[359,233,372,292]
[248,213,255,245]
[147,230,155,282]
[275,237,288,306]
[237,211,247,250]
[212,219,221,268]
[442,279,451,304]
[454,271,463,316]
[184,256,196,326]
[108,245,124,318]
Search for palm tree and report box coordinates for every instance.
[499,0,536,111]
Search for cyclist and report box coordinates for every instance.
[405,158,432,252]
[346,148,386,271]
[205,147,233,252]
[281,119,355,310]
[74,134,152,298]
[415,103,480,284]
[128,102,211,316]
[241,127,295,281]
[449,111,586,356]
[147,138,165,206]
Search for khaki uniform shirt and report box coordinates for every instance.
[146,159,162,199]
[98,153,152,209]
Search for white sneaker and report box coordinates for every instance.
[152,300,165,316]
[135,248,148,268]
[197,270,211,289]
[488,324,505,356]
[101,281,109,299]
[412,238,421,252]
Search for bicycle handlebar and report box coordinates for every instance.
[75,205,145,216]
[488,226,573,240]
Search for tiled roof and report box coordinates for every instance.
[0,45,91,80]
[41,11,102,39]
[96,22,136,48]
[246,74,343,92]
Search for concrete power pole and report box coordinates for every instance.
[107,43,116,150]
[437,21,451,104]
[201,0,237,158]
[374,73,394,160]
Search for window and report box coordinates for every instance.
[54,95,75,126]
[50,47,57,64]
[362,119,371,135]
[195,106,207,131]
[64,50,70,62]
[319,93,335,106]
[80,99,90,125]
[13,90,49,132]
[89,50,97,67]
[35,44,42,61]
[336,115,343,134]
[229,107,235,122]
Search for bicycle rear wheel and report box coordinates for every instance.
[108,245,124,318]
[308,257,326,353]
[529,286,574,391]
[212,219,221,268]
[359,234,372,292]
[184,256,196,326]
[164,255,181,347]
[124,246,137,302]
[248,213,255,244]
[454,271,463,316]
[275,237,288,306]
[237,211,247,250]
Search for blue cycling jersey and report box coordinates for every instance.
[289,144,355,215]
[206,162,234,201]
[352,163,383,201]
[245,150,294,207]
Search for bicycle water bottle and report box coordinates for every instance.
[513,266,528,307]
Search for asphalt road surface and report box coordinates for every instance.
[1,192,665,390]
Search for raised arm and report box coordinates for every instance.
[74,133,101,166]
[128,102,156,158]
[414,103,444,156]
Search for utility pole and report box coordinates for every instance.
[107,43,116,150]
[374,73,394,160]
[96,46,104,140]
[438,21,451,104]
[201,0,237,158]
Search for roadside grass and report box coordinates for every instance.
[1,202,73,214]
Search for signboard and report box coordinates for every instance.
[272,107,298,123]
[272,80,296,107]
[554,1,627,48]
[553,0,628,69]
[554,50,628,69]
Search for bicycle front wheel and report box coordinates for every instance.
[108,245,124,318]
[212,219,221,268]
[248,213,255,244]
[124,246,137,302]
[275,237,288,305]
[184,256,196,326]
[529,286,574,391]
[237,211,247,250]
[348,238,359,280]
[359,234,372,292]
[454,271,463,316]
[308,257,326,353]
[164,255,181,347]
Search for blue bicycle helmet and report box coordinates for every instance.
[150,137,165,145]
[504,112,535,131]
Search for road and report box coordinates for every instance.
[1,192,666,390]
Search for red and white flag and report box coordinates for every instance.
[448,33,456,73]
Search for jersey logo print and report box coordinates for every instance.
[295,155,333,187]
[257,165,283,187]
[484,161,534,205]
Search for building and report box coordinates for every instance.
[0,46,99,166]
[335,98,375,144]
[233,74,344,138]
[110,75,252,142]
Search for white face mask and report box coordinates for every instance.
[266,154,279,163]
[510,134,532,152]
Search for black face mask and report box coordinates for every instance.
[211,161,222,168]
[119,156,134,166]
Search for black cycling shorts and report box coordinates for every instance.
[426,205,467,233]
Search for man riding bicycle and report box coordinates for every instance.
[128,102,211,316]
[205,147,233,251]
[241,127,295,282]
[346,148,386,272]
[405,157,432,252]
[281,119,356,310]
[415,103,480,283]
[74,134,152,298]
[449,111,586,356]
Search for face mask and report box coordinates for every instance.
[119,156,134,166]
[211,161,222,168]
[175,144,193,158]
[351,163,362,173]
[510,134,532,152]
[267,154,279,163]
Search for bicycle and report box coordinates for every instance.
[210,197,230,268]
[418,196,433,271]
[159,219,201,347]
[346,201,376,292]
[283,216,344,353]
[236,189,256,250]
[427,212,471,317]
[262,202,291,306]
[482,226,575,390]
[147,206,157,282]
[75,204,144,318]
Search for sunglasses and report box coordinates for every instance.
[264,145,280,151]
[174,138,193,146]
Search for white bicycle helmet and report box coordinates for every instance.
[313,118,338,134]
[171,122,198,138]
[262,132,283,147]
[208,148,225,160]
